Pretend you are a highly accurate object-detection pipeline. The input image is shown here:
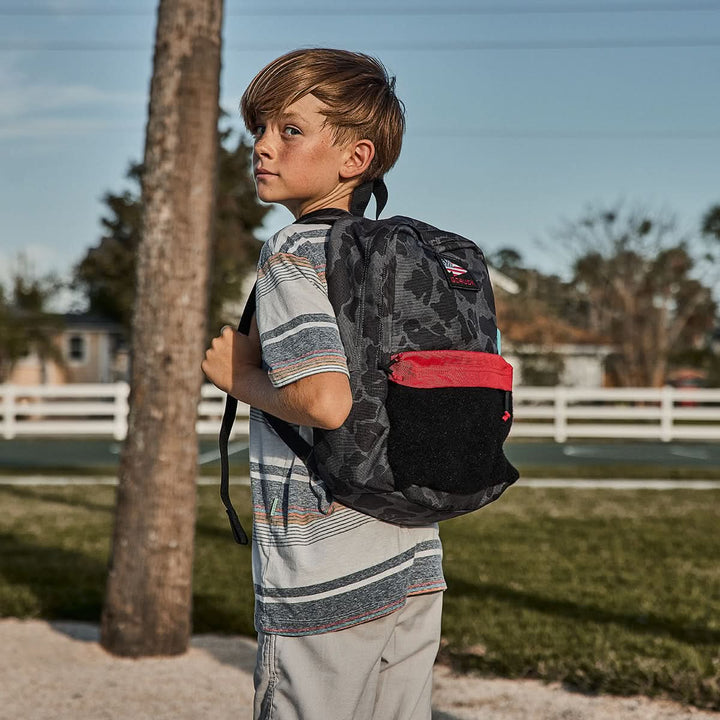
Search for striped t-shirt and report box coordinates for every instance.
[250,219,446,637]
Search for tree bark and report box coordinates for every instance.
[101,0,223,657]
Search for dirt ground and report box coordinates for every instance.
[0,618,718,720]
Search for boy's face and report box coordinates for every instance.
[251,94,359,218]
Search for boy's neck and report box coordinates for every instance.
[286,180,361,219]
[289,196,350,220]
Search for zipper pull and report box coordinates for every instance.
[502,391,512,422]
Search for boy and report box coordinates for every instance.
[202,49,445,720]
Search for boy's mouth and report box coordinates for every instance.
[254,167,277,178]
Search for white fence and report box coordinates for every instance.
[1,383,719,442]
[0,383,249,441]
[514,386,720,442]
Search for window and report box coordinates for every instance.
[68,334,87,363]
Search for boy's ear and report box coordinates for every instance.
[340,139,375,181]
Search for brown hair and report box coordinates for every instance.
[241,48,405,181]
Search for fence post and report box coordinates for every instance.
[660,385,673,442]
[114,382,129,441]
[555,386,567,443]
[2,385,16,440]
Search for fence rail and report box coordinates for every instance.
[1,383,719,442]
[514,386,720,442]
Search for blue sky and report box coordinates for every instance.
[1,1,719,310]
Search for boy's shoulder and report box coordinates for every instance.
[260,219,334,265]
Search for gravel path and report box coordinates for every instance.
[1,618,718,720]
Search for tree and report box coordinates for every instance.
[100,0,224,657]
[489,247,597,346]
[210,124,269,329]
[559,205,717,387]
[0,258,64,383]
[701,204,720,243]
[488,247,523,277]
[671,203,720,386]
[488,248,600,386]
[73,167,143,330]
[74,124,267,335]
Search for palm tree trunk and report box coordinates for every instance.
[101,0,223,657]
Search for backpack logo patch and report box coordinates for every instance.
[440,256,479,291]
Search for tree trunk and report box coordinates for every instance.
[101,0,223,657]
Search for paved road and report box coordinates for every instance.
[1,438,719,473]
[0,438,248,473]
[506,440,720,468]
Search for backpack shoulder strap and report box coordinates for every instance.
[256,209,350,460]
[218,211,351,544]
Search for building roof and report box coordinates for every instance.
[61,312,125,332]
[488,266,520,295]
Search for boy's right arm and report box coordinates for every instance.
[203,223,352,429]
[202,319,352,430]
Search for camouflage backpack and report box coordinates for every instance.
[219,181,519,545]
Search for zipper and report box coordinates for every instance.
[354,239,373,353]
[378,237,392,369]
[423,235,477,255]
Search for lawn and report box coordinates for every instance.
[0,483,718,709]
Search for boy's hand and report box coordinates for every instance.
[202,319,262,398]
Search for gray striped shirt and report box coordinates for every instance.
[250,220,445,636]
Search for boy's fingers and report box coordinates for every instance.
[200,357,214,382]
[211,328,235,351]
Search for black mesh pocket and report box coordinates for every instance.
[386,384,515,495]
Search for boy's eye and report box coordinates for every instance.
[252,125,266,139]
[284,126,301,136]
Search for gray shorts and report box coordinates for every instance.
[254,591,443,720]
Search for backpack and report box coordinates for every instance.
[219,181,519,545]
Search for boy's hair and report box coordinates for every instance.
[241,48,405,182]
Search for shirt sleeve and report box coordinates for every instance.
[256,227,349,389]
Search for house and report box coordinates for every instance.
[6,313,128,385]
[490,269,614,387]
[502,342,613,387]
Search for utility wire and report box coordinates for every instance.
[3,1,720,15]
[411,129,720,139]
[4,123,719,140]
[1,37,720,51]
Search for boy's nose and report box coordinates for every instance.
[254,134,274,159]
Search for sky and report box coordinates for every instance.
[1,0,719,311]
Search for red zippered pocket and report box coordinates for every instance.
[388,350,513,390]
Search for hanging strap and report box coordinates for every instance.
[218,180,386,544]
[350,177,388,218]
[218,291,255,545]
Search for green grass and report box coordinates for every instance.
[2,437,719,479]
[0,484,718,709]
[439,488,720,709]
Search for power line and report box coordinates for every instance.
[1,37,720,51]
[386,37,720,50]
[4,123,719,140]
[412,129,720,139]
[3,1,720,15]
